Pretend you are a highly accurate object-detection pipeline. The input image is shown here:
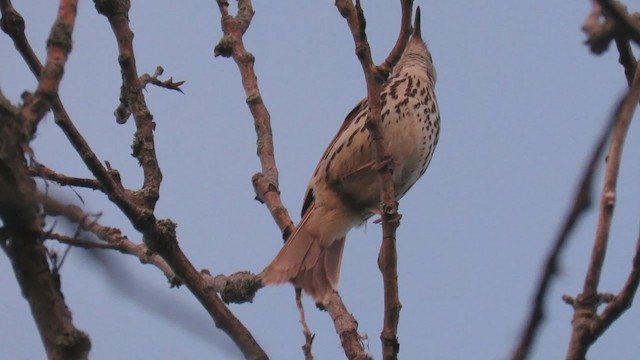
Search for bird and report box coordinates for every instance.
[262,7,440,305]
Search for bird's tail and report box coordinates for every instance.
[262,205,347,305]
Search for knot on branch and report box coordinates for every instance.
[47,21,74,54]
[562,292,615,309]
[202,270,262,304]
[143,218,177,254]
[582,1,640,54]
[94,0,131,19]
[55,329,92,358]
[603,189,616,209]
[214,35,234,57]
[380,332,400,356]
[139,66,185,93]
[0,7,25,37]
[251,172,280,204]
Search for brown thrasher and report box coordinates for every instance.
[262,8,440,305]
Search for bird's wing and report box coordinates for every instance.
[300,98,368,217]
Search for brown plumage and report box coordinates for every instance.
[262,8,440,305]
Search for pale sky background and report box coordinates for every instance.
[2,1,640,359]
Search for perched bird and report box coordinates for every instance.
[262,8,440,305]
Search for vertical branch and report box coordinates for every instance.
[215,0,294,238]
[565,60,640,360]
[17,0,78,135]
[94,0,162,210]
[335,1,413,359]
[0,2,91,359]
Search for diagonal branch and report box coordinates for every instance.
[325,292,372,360]
[0,0,138,224]
[40,194,178,284]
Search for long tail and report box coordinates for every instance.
[261,206,346,305]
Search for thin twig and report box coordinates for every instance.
[30,163,104,191]
[48,232,116,250]
[565,59,640,360]
[379,0,414,76]
[139,66,186,93]
[40,194,178,284]
[296,288,315,360]
[508,65,630,360]
[588,227,640,337]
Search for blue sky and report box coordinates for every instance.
[2,1,640,359]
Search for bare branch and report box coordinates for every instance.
[335,2,416,359]
[139,66,186,93]
[379,0,414,76]
[586,228,640,337]
[94,0,162,210]
[594,0,640,45]
[296,289,315,360]
[201,271,262,304]
[0,2,90,354]
[508,63,627,360]
[16,0,77,136]
[614,37,637,85]
[30,163,104,191]
[48,232,116,250]
[0,0,142,226]
[325,292,373,360]
[215,0,294,238]
[0,0,42,78]
[40,194,179,283]
[565,60,640,360]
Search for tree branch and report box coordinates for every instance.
[587,228,640,338]
[0,0,140,225]
[335,1,414,358]
[0,3,91,355]
[215,0,294,238]
[30,163,104,191]
[325,292,372,360]
[594,0,640,46]
[40,194,179,284]
[508,62,626,360]
[379,0,414,77]
[94,0,162,210]
[565,59,640,360]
